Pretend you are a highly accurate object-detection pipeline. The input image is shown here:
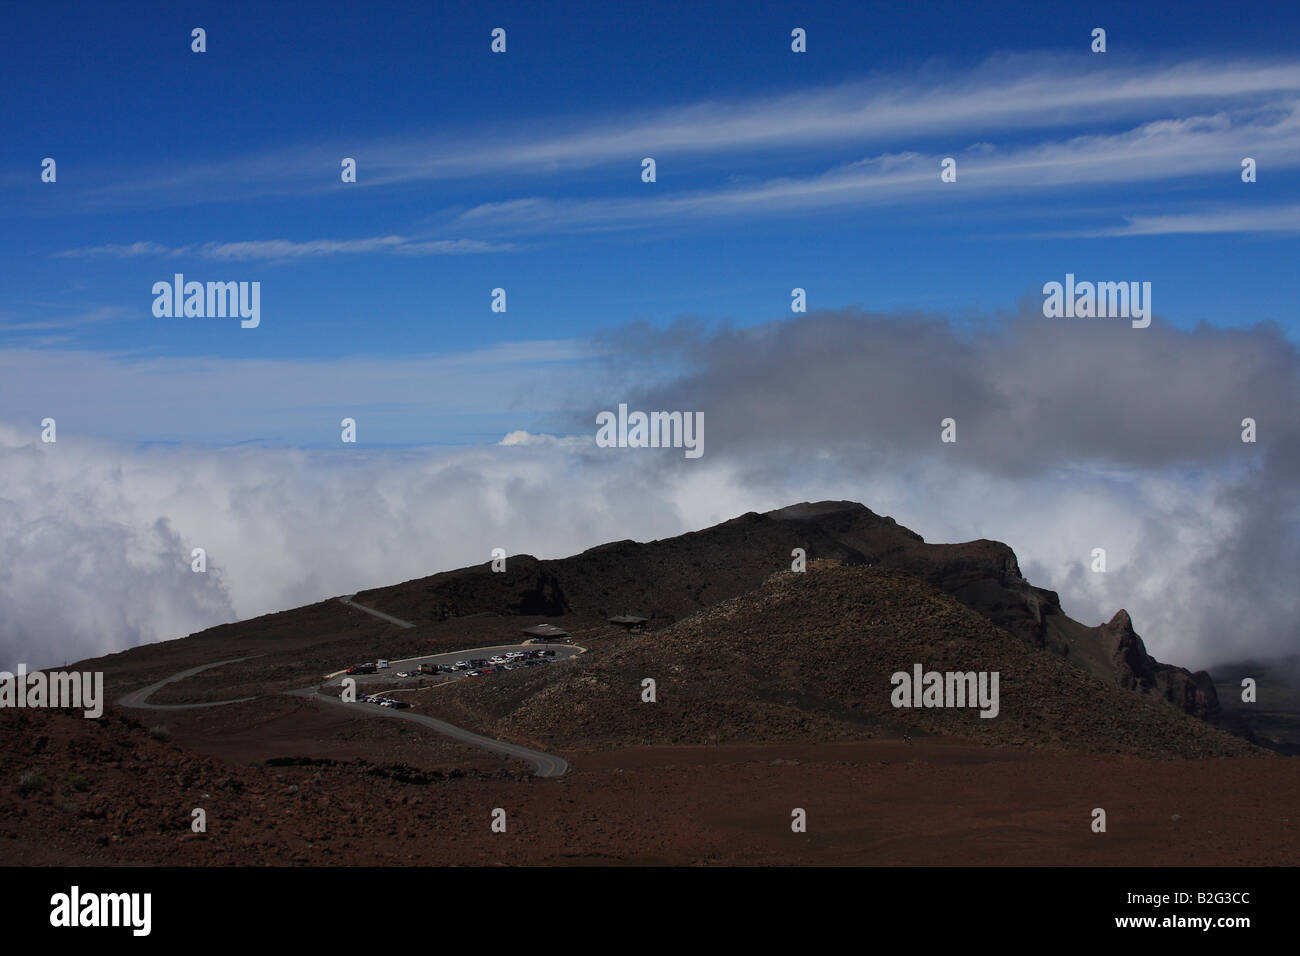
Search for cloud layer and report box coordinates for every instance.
[2,304,1296,676]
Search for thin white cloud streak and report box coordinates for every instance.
[52,242,170,259]
[60,56,1300,208]
[455,105,1300,233]
[1075,203,1300,236]
[55,236,513,261]
[0,306,133,332]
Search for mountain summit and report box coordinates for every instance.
[356,500,1221,724]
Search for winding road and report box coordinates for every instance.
[116,657,260,709]
[116,596,578,777]
[284,684,568,776]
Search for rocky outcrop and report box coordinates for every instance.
[1100,609,1219,719]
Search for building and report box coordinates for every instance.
[607,615,649,630]
[522,623,569,642]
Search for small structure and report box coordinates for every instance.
[522,623,569,643]
[607,614,649,630]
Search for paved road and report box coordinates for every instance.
[339,594,415,629]
[307,643,583,777]
[112,644,581,777]
[116,657,260,709]
[285,684,569,777]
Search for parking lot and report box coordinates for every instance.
[329,643,585,708]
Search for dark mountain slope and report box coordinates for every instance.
[415,563,1261,759]
[356,501,1220,722]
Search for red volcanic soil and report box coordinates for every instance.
[2,707,1294,866]
[8,523,1292,867]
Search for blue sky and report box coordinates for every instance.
[2,0,1299,444]
[3,2,1299,671]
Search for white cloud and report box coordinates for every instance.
[0,306,134,333]
[498,430,592,448]
[54,242,170,259]
[1079,203,1300,236]
[0,420,1290,675]
[55,235,513,262]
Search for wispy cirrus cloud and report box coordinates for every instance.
[451,104,1300,234]
[54,235,513,261]
[0,305,134,332]
[50,241,171,259]
[40,55,1300,212]
[1074,203,1300,236]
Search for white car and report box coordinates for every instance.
[395,671,411,678]
[453,661,469,668]
[489,656,506,664]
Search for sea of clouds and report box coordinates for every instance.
[2,306,1296,674]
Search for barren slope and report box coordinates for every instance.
[415,563,1263,759]
[355,501,1222,723]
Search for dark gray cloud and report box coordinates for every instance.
[583,306,1299,668]
[594,304,1298,478]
